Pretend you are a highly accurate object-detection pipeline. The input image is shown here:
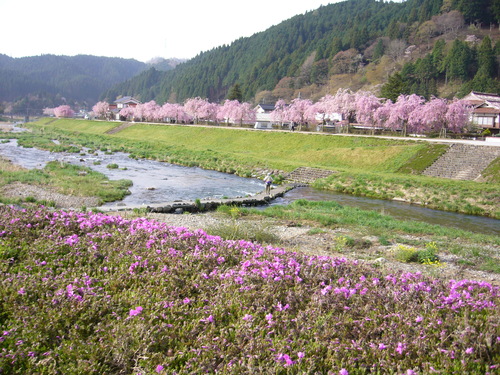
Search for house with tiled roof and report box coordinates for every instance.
[109,96,141,120]
[462,91,500,133]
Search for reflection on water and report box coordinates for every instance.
[0,138,498,235]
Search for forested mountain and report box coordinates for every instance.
[102,0,500,104]
[0,55,184,115]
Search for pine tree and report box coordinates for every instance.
[477,36,496,78]
[227,84,243,102]
[456,0,492,23]
[372,39,385,61]
[431,39,446,75]
[381,72,407,102]
[444,40,473,81]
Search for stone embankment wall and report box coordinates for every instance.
[284,167,336,184]
[423,144,500,181]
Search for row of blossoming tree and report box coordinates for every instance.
[91,89,473,137]
[92,98,257,126]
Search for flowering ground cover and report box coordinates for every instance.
[0,206,498,374]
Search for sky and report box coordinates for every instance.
[1,0,340,62]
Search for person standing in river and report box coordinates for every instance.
[264,173,273,196]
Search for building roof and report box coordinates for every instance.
[463,91,500,109]
[473,107,500,114]
[255,104,276,112]
[114,96,141,105]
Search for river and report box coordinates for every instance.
[0,138,498,235]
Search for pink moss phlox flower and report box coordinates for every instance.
[396,342,406,355]
[339,369,349,375]
[65,234,80,246]
[242,314,253,321]
[276,302,289,311]
[200,315,214,323]
[129,306,143,316]
[156,365,164,373]
[276,353,295,366]
[66,284,83,301]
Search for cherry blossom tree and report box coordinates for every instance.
[285,98,316,131]
[314,95,336,126]
[53,105,75,118]
[270,99,288,127]
[219,100,256,125]
[218,100,241,125]
[183,97,211,124]
[445,99,472,135]
[198,101,219,124]
[131,103,146,121]
[92,101,110,119]
[238,102,257,125]
[118,106,135,121]
[142,100,161,122]
[353,91,382,134]
[159,103,190,124]
[332,88,357,123]
[321,88,358,132]
[386,94,425,136]
[409,97,448,136]
[373,99,394,130]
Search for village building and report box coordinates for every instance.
[462,91,500,134]
[109,96,141,120]
[254,103,276,129]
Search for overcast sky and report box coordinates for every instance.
[1,0,340,62]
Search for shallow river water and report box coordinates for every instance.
[0,139,498,235]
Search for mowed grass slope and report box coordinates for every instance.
[38,119,428,173]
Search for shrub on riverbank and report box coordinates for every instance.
[0,207,498,374]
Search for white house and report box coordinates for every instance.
[254,104,276,129]
[462,91,500,133]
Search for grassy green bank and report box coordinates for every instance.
[26,118,432,172]
[4,118,500,218]
[0,156,132,207]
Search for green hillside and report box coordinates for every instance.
[102,0,500,104]
[0,55,184,115]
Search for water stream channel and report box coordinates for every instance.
[0,138,498,236]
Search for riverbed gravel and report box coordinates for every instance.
[0,182,100,208]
